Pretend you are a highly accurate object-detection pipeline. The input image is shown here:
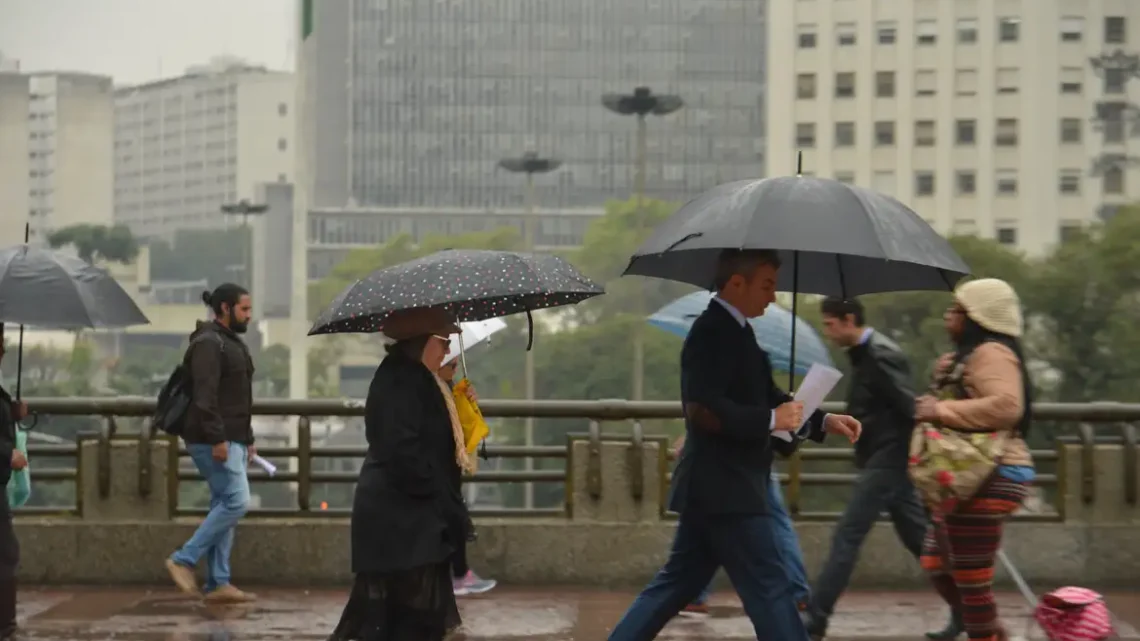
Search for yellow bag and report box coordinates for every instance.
[452,378,489,454]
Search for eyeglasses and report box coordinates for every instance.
[432,334,452,346]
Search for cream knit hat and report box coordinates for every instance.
[954,278,1023,338]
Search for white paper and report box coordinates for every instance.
[772,363,844,442]
[251,454,277,477]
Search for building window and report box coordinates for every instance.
[1104,166,1125,194]
[916,20,937,45]
[796,123,817,147]
[996,227,1017,245]
[915,120,936,146]
[877,21,897,44]
[1059,224,1082,243]
[835,72,856,98]
[956,171,977,195]
[915,70,936,96]
[955,69,978,95]
[834,172,856,184]
[1105,68,1127,94]
[957,18,978,43]
[872,170,896,195]
[996,169,1018,195]
[1060,118,1082,143]
[1058,170,1081,194]
[996,68,1019,93]
[955,119,976,145]
[278,138,288,151]
[798,24,818,48]
[1101,102,1127,143]
[278,173,287,182]
[875,121,896,146]
[876,71,896,97]
[836,22,857,46]
[278,103,288,116]
[834,122,856,147]
[915,171,936,196]
[797,73,817,99]
[1059,67,1083,94]
[998,17,1020,42]
[1060,16,1084,42]
[995,119,1018,146]
[1105,17,1126,44]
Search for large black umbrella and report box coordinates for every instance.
[623,173,971,387]
[0,243,151,398]
[309,249,604,345]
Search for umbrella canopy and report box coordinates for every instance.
[624,176,970,296]
[309,249,604,336]
[443,318,508,366]
[0,245,150,330]
[648,291,833,376]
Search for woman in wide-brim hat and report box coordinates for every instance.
[913,278,1036,641]
[329,307,476,641]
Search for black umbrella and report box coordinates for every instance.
[0,241,150,398]
[623,171,971,388]
[308,249,605,346]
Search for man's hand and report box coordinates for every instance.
[824,414,862,443]
[247,444,257,462]
[211,442,229,462]
[773,401,804,431]
[914,395,940,422]
[10,450,26,471]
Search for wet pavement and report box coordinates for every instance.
[12,586,1140,640]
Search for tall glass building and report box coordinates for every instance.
[305,0,767,210]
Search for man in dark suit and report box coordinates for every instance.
[607,249,862,641]
[804,298,934,641]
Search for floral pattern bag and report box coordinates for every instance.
[907,361,1007,513]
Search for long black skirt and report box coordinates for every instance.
[328,561,460,641]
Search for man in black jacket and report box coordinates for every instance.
[166,284,257,605]
[0,333,27,641]
[608,250,862,641]
[804,298,932,640]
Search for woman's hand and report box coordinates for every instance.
[464,384,479,404]
[914,395,941,422]
[10,450,26,471]
[10,401,27,422]
[933,352,955,377]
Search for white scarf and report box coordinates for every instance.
[431,371,475,475]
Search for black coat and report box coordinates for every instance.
[350,351,468,575]
[184,321,256,445]
[669,301,827,516]
[844,331,916,469]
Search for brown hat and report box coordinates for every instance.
[381,307,460,341]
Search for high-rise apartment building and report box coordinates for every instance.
[25,72,115,244]
[303,0,768,212]
[768,0,1140,255]
[114,60,294,239]
[0,72,29,247]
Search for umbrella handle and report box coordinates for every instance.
[458,332,468,380]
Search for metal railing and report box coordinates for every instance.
[17,398,1140,521]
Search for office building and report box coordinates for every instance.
[114,59,294,239]
[767,0,1140,255]
[0,72,29,246]
[301,0,768,215]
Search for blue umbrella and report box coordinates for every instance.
[648,291,834,376]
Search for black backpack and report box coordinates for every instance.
[153,334,225,436]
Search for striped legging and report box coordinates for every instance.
[919,476,1029,641]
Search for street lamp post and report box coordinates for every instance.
[498,151,561,510]
[601,87,683,402]
[220,199,269,289]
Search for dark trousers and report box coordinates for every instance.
[0,492,18,635]
[608,513,807,641]
[811,466,927,618]
[451,538,468,579]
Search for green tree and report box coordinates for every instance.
[106,346,181,395]
[47,224,139,265]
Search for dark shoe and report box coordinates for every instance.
[803,611,828,641]
[925,610,965,640]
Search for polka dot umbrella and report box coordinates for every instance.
[308,249,605,345]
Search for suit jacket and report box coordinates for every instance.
[845,331,916,469]
[668,301,827,516]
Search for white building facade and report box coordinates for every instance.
[0,72,30,247]
[113,61,294,239]
[768,0,1140,256]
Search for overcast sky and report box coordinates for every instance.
[0,0,295,84]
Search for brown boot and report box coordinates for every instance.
[164,559,200,596]
[203,584,256,604]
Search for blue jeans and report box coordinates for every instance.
[692,473,808,606]
[170,442,250,592]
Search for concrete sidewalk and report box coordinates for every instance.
[14,586,1140,640]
